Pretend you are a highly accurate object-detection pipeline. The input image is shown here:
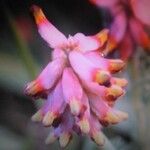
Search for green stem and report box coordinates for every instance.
[4,6,38,79]
[3,6,42,108]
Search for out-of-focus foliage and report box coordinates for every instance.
[0,0,149,150]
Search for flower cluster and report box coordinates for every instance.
[89,0,150,60]
[25,6,128,147]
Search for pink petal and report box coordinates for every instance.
[89,114,105,146]
[62,67,84,116]
[89,0,118,9]
[84,51,125,73]
[39,80,66,126]
[104,11,127,54]
[88,94,110,119]
[44,80,65,114]
[129,18,150,49]
[84,51,109,70]
[81,80,106,97]
[25,57,66,97]
[76,92,90,134]
[69,51,110,85]
[131,0,150,26]
[37,58,66,89]
[69,51,96,81]
[32,5,67,48]
[73,33,100,52]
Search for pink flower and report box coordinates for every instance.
[25,5,128,147]
[89,0,150,60]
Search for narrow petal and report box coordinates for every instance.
[102,109,128,124]
[42,80,66,126]
[31,5,67,48]
[129,18,150,50]
[69,51,110,85]
[85,51,125,73]
[89,94,128,125]
[25,57,66,98]
[89,114,105,146]
[73,33,100,52]
[88,94,110,120]
[62,67,84,116]
[76,92,90,134]
[59,132,72,148]
[131,0,150,26]
[104,11,127,55]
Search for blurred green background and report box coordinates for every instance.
[0,0,150,150]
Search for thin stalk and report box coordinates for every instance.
[3,5,42,108]
[3,6,38,79]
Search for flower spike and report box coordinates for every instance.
[25,5,128,148]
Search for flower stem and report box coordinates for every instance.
[3,5,38,79]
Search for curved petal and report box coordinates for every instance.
[85,51,125,73]
[76,92,90,134]
[69,51,110,85]
[32,5,67,48]
[62,67,84,116]
[88,94,110,119]
[104,11,127,55]
[131,0,150,26]
[25,57,66,97]
[73,33,100,52]
[89,114,105,146]
[129,18,150,49]
[89,93,127,125]
[42,80,66,126]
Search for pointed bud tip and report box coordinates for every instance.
[96,29,109,46]
[104,110,128,124]
[109,59,125,73]
[24,80,43,97]
[105,85,124,101]
[45,133,57,144]
[31,5,46,25]
[94,70,111,85]
[111,78,128,87]
[78,119,90,134]
[42,112,56,126]
[31,110,43,122]
[92,131,105,146]
[70,99,81,116]
[59,132,71,148]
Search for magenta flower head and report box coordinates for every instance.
[89,0,150,60]
[25,5,128,147]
